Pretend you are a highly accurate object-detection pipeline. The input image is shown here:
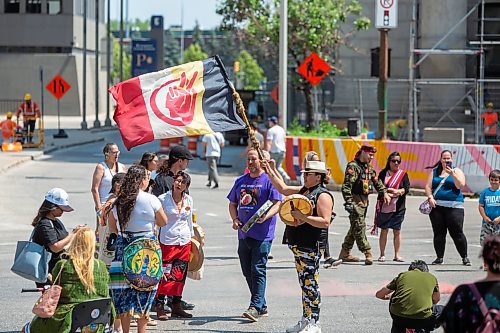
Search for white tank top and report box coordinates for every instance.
[98,162,124,204]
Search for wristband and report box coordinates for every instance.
[233,217,240,223]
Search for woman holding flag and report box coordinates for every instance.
[373,152,410,263]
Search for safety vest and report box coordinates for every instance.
[0,119,16,139]
[17,102,40,119]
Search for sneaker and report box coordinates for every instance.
[432,257,443,265]
[286,317,309,333]
[259,308,269,317]
[323,257,342,268]
[462,257,471,266]
[302,320,321,333]
[205,182,211,187]
[242,306,259,322]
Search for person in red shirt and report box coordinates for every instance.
[0,112,20,142]
[482,102,499,144]
[16,93,41,143]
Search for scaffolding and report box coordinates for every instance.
[408,0,496,143]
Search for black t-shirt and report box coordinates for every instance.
[439,281,500,333]
[32,218,69,272]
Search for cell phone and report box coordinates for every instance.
[445,161,453,168]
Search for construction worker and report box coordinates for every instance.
[0,112,20,142]
[482,102,498,144]
[339,144,391,265]
[16,93,41,144]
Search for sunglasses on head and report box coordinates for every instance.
[390,159,401,164]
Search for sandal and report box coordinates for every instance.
[393,257,405,262]
[378,256,386,262]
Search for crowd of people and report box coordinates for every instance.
[20,130,499,333]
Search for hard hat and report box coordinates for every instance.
[6,112,12,118]
[486,102,494,108]
[24,93,31,101]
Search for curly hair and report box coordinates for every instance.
[173,171,191,193]
[157,155,177,176]
[115,165,147,230]
[408,260,429,272]
[482,235,500,274]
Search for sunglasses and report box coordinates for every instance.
[390,159,401,164]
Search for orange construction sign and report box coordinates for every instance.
[297,52,331,86]
[46,74,71,100]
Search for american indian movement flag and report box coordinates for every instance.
[109,56,246,150]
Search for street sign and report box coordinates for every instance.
[375,0,398,29]
[297,52,331,86]
[46,74,71,100]
[131,40,157,77]
[271,85,279,104]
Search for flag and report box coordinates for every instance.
[109,56,246,150]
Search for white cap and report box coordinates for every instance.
[45,188,74,212]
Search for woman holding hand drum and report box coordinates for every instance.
[263,158,334,333]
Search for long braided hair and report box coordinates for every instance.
[157,155,178,176]
[114,165,147,230]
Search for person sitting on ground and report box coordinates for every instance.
[375,260,443,333]
[26,227,115,333]
[439,235,500,333]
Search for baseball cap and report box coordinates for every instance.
[45,188,74,212]
[267,116,278,123]
[169,145,193,160]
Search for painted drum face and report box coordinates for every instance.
[122,238,162,291]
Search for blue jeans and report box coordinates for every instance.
[237,238,272,312]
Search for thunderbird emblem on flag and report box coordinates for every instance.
[109,56,246,150]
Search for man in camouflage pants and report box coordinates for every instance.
[339,145,391,265]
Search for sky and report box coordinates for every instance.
[111,0,223,30]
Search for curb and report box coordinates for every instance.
[0,137,105,174]
[43,137,105,154]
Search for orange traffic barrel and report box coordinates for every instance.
[169,137,182,150]
[2,141,23,152]
[159,138,170,154]
[187,135,199,157]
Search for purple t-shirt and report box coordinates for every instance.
[227,172,282,241]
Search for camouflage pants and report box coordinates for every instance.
[289,245,324,323]
[342,204,371,252]
[480,222,500,245]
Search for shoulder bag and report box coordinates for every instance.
[32,260,66,318]
[11,227,52,283]
[419,175,448,215]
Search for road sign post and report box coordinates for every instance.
[297,52,331,128]
[46,74,71,138]
[375,0,398,140]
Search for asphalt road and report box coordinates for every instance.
[0,131,485,333]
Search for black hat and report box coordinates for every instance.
[169,145,193,160]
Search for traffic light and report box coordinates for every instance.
[234,61,240,73]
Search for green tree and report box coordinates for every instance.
[183,43,208,63]
[217,0,370,129]
[192,21,206,50]
[164,29,181,68]
[236,50,266,90]
[111,40,131,83]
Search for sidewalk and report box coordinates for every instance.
[0,115,112,174]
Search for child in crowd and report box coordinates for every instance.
[478,169,500,246]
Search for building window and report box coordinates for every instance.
[47,0,62,14]
[4,0,20,13]
[26,0,42,13]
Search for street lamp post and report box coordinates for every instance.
[94,0,101,128]
[279,0,288,132]
[105,0,111,126]
[180,0,184,63]
[81,0,88,130]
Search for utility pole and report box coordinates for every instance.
[408,0,416,141]
[119,0,124,82]
[180,1,184,63]
[279,0,288,132]
[377,29,388,140]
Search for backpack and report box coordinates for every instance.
[468,283,500,333]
